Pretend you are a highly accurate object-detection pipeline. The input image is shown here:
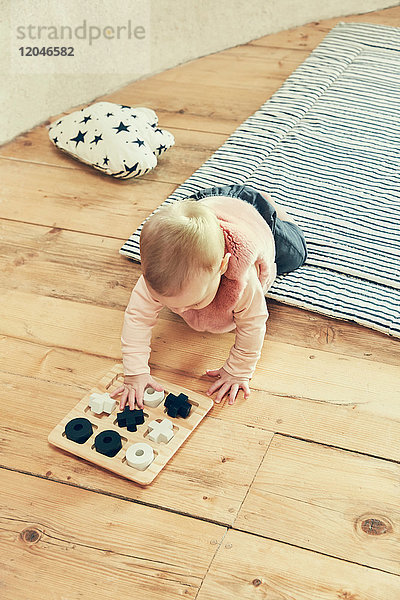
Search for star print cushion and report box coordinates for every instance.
[47,101,175,179]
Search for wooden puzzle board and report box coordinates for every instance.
[48,364,214,485]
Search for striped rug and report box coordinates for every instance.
[120,22,400,338]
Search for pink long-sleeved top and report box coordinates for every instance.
[121,195,276,379]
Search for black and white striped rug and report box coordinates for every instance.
[120,22,400,337]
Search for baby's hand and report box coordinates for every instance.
[205,367,250,405]
[110,373,164,410]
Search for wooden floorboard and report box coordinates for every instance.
[235,435,400,574]
[0,159,176,237]
[0,469,225,599]
[250,6,400,49]
[197,529,400,599]
[1,5,400,598]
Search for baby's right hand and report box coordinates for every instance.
[110,373,164,410]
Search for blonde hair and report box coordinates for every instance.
[140,199,225,296]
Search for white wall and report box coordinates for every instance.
[0,0,397,146]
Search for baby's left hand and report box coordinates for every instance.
[205,367,250,405]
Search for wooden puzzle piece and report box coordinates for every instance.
[147,418,174,444]
[125,442,154,471]
[143,387,164,408]
[89,392,116,414]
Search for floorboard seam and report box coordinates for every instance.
[0,464,231,528]
[230,523,400,578]
[194,528,230,600]
[0,154,180,186]
[231,431,275,521]
[204,418,400,465]
[0,215,132,240]
[277,431,400,465]
[4,464,397,579]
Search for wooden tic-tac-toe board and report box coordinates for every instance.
[48,364,214,485]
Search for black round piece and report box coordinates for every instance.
[94,430,122,457]
[65,417,93,444]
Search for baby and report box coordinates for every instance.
[110,184,307,410]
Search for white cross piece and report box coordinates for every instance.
[147,418,174,444]
[89,392,116,414]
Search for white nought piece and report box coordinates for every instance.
[125,442,154,471]
[147,419,174,444]
[89,392,116,415]
[143,387,164,408]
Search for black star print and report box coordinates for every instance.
[154,128,163,134]
[103,156,110,165]
[113,121,130,134]
[132,138,145,147]
[156,144,166,154]
[90,134,103,145]
[123,162,139,176]
[130,113,137,118]
[52,137,58,144]
[80,115,92,124]
[70,130,87,147]
[57,120,62,126]
[106,112,113,117]
[120,104,131,109]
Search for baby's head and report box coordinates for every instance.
[140,199,230,311]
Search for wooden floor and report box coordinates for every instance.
[1,6,400,599]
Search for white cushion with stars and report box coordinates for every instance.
[47,101,174,179]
